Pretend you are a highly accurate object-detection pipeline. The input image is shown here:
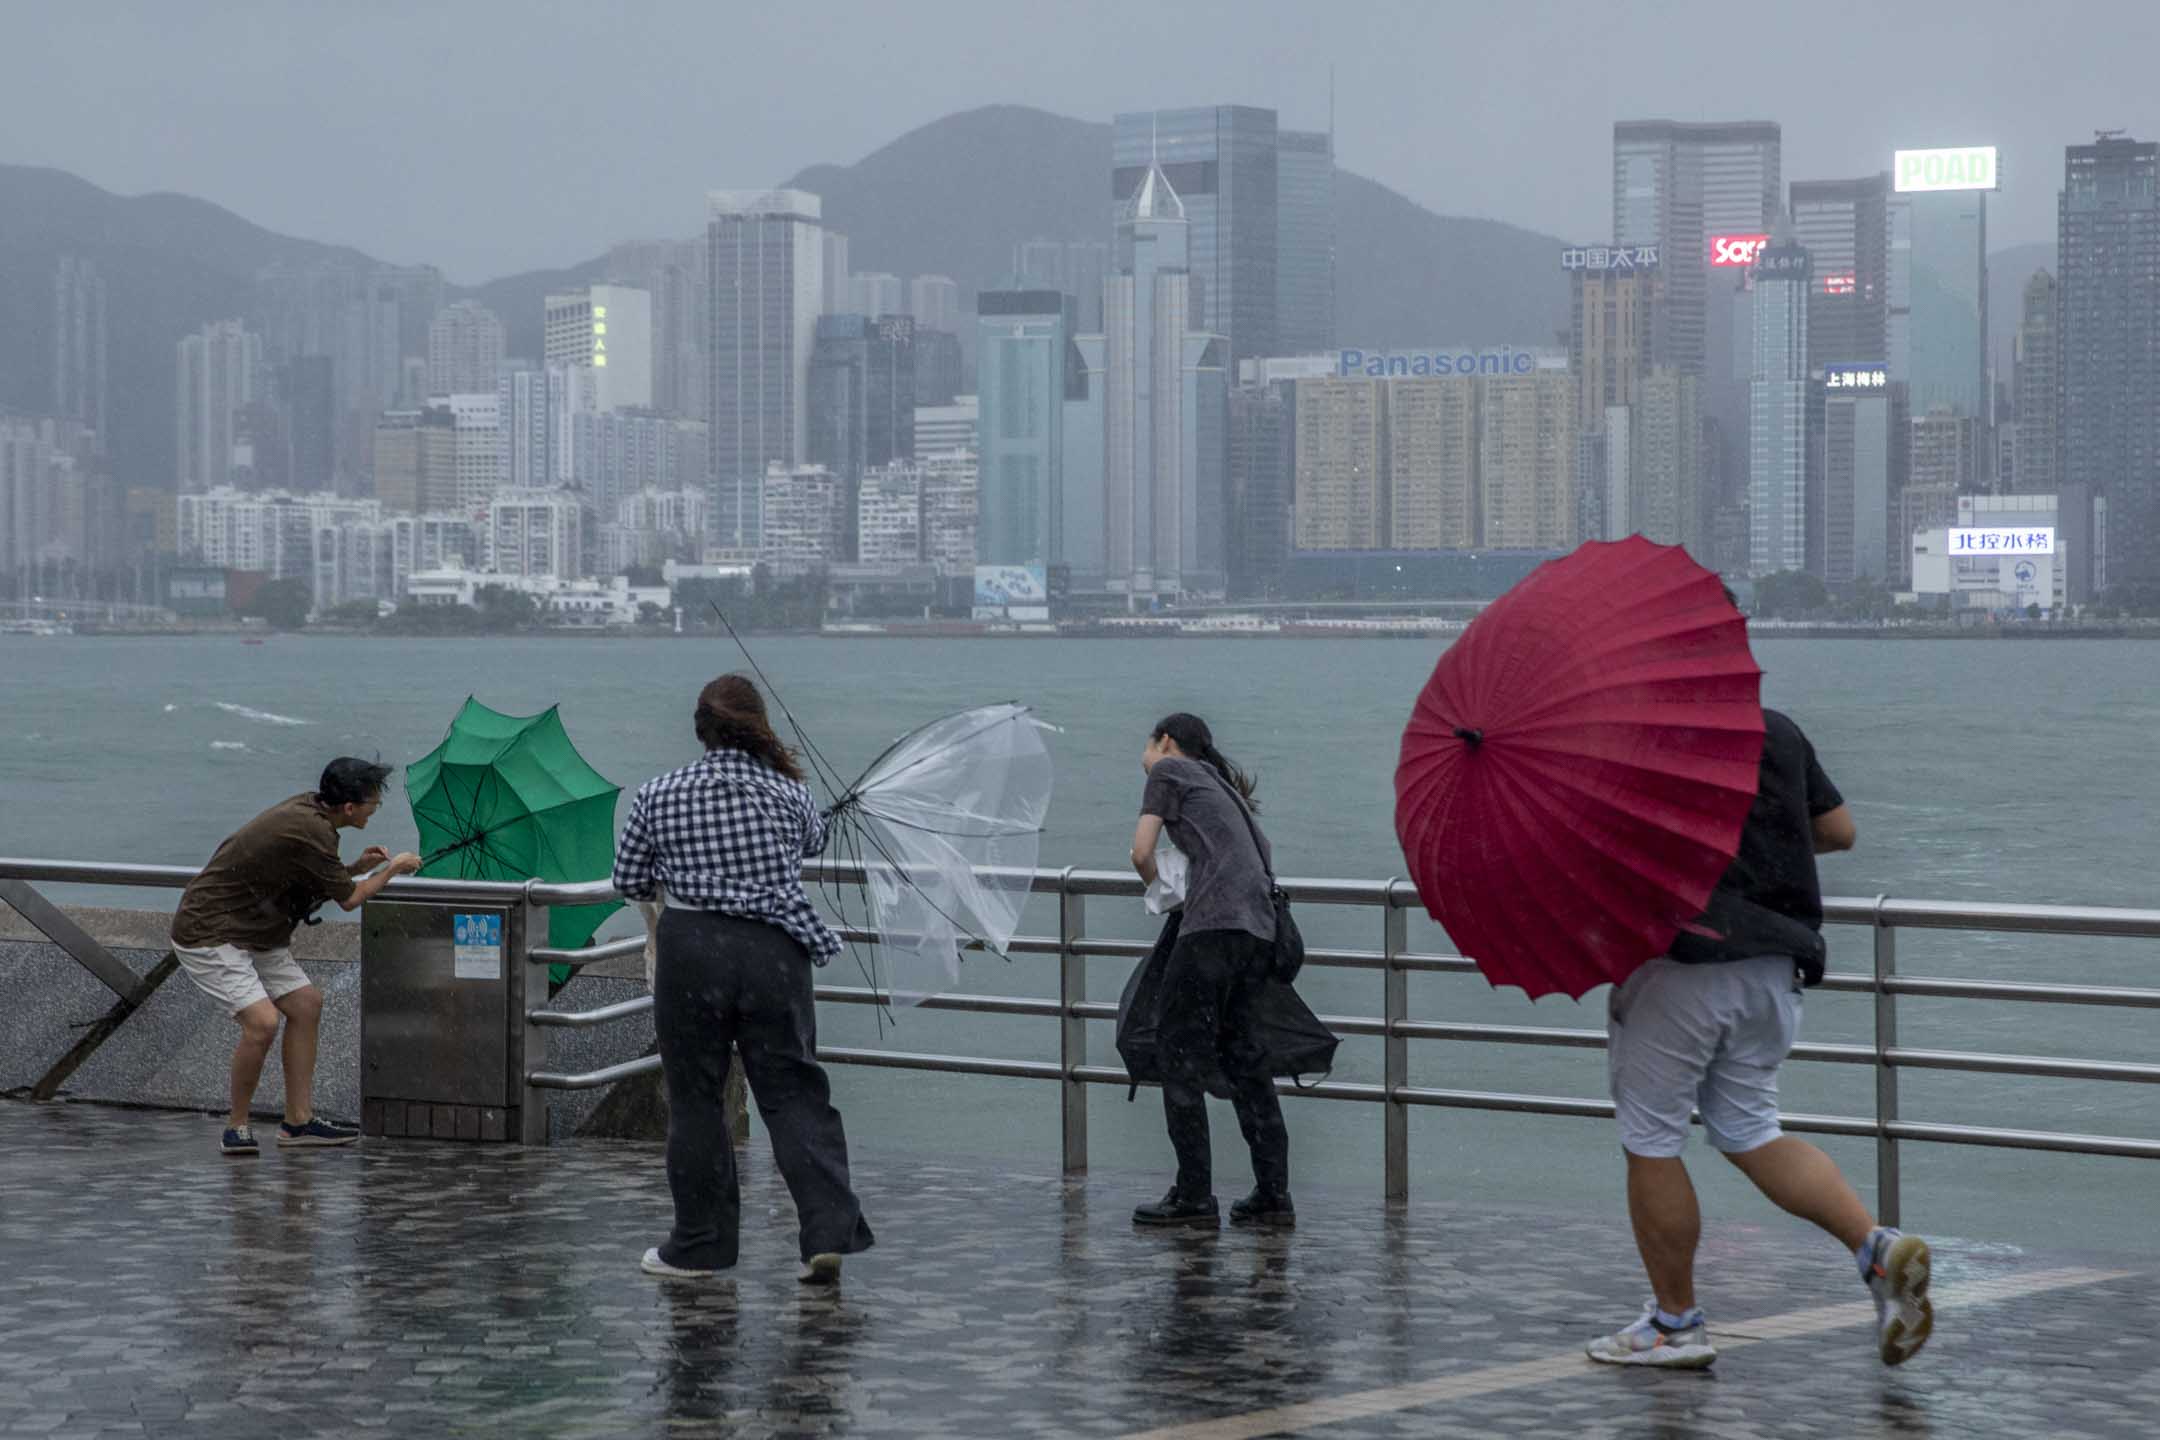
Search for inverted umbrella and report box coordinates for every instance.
[407,698,623,981]
[1393,537,1764,999]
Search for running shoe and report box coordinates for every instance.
[1863,1229,1935,1366]
[1585,1303,1717,1369]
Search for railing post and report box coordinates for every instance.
[518,887,551,1147]
[1058,867,1087,1176]
[1383,880,1409,1201]
[1872,896,1900,1228]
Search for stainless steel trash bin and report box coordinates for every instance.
[360,899,533,1142]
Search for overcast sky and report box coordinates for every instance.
[10,0,2149,282]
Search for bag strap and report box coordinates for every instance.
[1200,764,1277,885]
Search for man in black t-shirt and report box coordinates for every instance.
[1586,709,1937,1372]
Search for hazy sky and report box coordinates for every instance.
[11,0,2150,282]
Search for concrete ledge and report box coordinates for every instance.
[0,902,363,961]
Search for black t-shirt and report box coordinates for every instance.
[1668,708,1845,981]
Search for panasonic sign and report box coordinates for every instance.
[1337,348,1549,378]
[1894,146,1999,193]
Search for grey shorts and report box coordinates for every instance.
[1607,954,1802,1158]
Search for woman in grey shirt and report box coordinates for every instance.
[1128,712,1292,1228]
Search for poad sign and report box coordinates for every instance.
[1894,146,1999,193]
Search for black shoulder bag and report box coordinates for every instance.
[1213,773,1305,983]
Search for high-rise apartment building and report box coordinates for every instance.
[1749,243,1812,574]
[1631,368,1702,551]
[443,393,503,516]
[707,190,825,551]
[280,356,336,492]
[571,411,709,530]
[545,285,654,413]
[2014,269,2060,496]
[1226,380,1293,597]
[2059,134,2160,590]
[176,320,263,493]
[847,272,904,319]
[488,489,583,579]
[1114,106,1280,371]
[908,276,962,336]
[1103,161,1230,598]
[1275,129,1335,356]
[1478,372,1578,551]
[975,292,1071,568]
[1063,333,1107,582]
[809,315,917,480]
[372,407,457,513]
[1909,407,1985,493]
[1293,378,1385,551]
[425,301,506,398]
[758,463,845,577]
[1386,378,1478,550]
[1570,263,1658,434]
[605,237,708,421]
[1790,175,1891,375]
[915,397,978,457]
[1613,120,1782,380]
[498,369,556,491]
[53,256,107,440]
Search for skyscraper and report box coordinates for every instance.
[975,291,1071,567]
[1275,129,1336,356]
[1790,174,1891,375]
[1015,239,1109,332]
[1226,379,1293,597]
[1631,368,1702,552]
[176,320,263,494]
[544,285,654,413]
[809,314,917,557]
[605,237,708,421]
[425,301,506,397]
[1894,183,1988,420]
[53,257,107,441]
[2014,270,2060,496]
[1386,378,1478,550]
[1063,333,1107,582]
[1822,382,1892,583]
[281,356,336,493]
[847,272,904,318]
[707,190,825,550]
[1569,262,1658,433]
[1114,106,1279,371]
[2059,134,2160,590]
[1749,243,1812,574]
[908,275,962,336]
[1103,161,1230,598]
[1612,121,1782,380]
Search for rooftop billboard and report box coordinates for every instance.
[1893,146,1999,193]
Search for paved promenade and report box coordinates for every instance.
[0,1101,2152,1439]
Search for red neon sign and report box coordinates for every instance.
[1820,272,1856,295]
[1710,234,1771,267]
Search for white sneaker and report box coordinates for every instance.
[797,1253,843,1287]
[1585,1302,1717,1369]
[640,1246,727,1280]
[1863,1229,1935,1366]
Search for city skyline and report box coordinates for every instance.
[5,1,2136,282]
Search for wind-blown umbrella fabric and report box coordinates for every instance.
[1393,537,1765,999]
[406,698,622,967]
[827,703,1054,1007]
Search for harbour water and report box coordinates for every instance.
[4,634,2157,1253]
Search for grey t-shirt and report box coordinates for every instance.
[1141,755,1276,942]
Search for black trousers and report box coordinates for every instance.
[1157,927,1290,1200]
[652,909,874,1268]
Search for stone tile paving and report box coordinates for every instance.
[0,1101,2153,1439]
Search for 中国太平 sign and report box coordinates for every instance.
[1560,245,1659,272]
[1894,146,1999,193]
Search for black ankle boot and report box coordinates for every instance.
[1133,1188,1220,1226]
[1229,1188,1295,1227]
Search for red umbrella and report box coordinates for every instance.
[1394,537,1765,1000]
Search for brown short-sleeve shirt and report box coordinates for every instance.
[171,794,358,951]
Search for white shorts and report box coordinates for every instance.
[173,942,314,1016]
[1607,954,1802,1158]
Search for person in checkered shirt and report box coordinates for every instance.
[616,674,874,1287]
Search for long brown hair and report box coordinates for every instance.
[694,674,803,780]
[1153,712,1258,810]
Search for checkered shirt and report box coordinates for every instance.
[612,748,839,963]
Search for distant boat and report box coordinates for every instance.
[241,637,266,646]
[0,620,71,637]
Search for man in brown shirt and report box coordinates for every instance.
[172,758,420,1155]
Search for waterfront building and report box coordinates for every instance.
[758,462,845,578]
[487,488,583,579]
[707,190,825,550]
[2059,135,2160,591]
[1822,384,1892,583]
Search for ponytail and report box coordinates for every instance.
[1151,712,1259,811]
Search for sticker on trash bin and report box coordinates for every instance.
[452,913,502,981]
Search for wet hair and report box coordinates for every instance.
[694,674,804,781]
[1152,712,1259,810]
[318,757,392,808]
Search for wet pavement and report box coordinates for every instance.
[0,1101,2153,1439]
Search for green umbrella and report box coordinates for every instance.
[407,697,622,983]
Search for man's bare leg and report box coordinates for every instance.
[230,1000,281,1129]
[1723,1136,1875,1251]
[274,986,326,1125]
[1626,1152,1701,1314]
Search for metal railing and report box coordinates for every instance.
[7,855,2160,1224]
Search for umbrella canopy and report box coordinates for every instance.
[1393,537,1765,1000]
[407,698,622,968]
